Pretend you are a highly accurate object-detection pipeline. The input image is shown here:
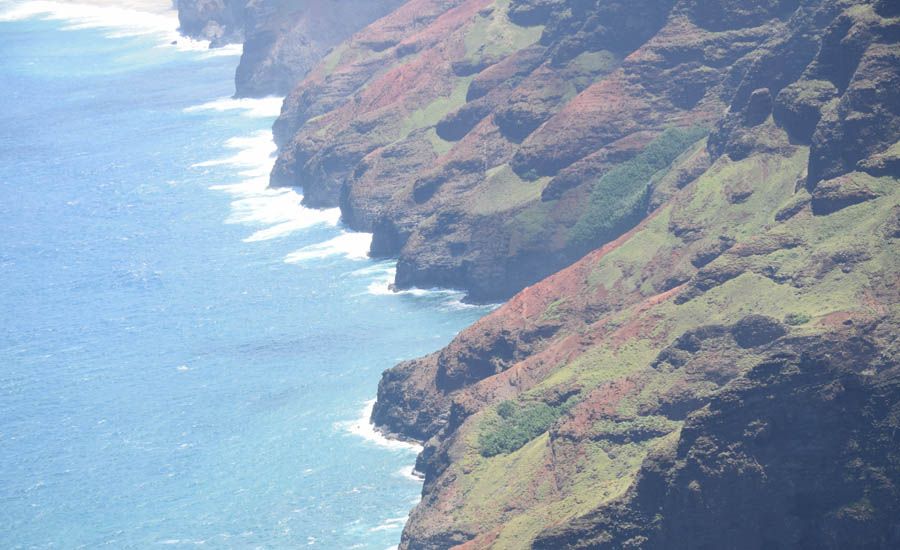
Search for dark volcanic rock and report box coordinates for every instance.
[371,356,449,442]
[743,87,773,126]
[806,10,900,187]
[234,1,405,97]
[730,314,787,347]
[774,79,839,142]
[811,172,882,215]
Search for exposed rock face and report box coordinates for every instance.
[271,0,898,302]
[234,0,406,97]
[175,0,404,97]
[174,0,246,46]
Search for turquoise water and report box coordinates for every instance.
[0,7,487,548]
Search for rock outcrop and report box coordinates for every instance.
[174,0,246,46]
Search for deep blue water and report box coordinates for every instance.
[0,6,487,548]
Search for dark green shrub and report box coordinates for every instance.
[496,400,517,419]
[784,312,812,325]
[479,398,577,457]
[568,126,707,254]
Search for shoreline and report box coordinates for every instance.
[0,5,452,545]
[0,0,241,54]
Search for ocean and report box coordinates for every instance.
[0,3,489,548]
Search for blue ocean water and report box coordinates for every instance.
[0,5,487,548]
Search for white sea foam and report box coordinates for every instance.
[363,265,399,296]
[193,131,277,170]
[243,212,341,243]
[184,96,284,119]
[0,1,241,56]
[349,262,396,278]
[362,264,492,311]
[336,400,422,453]
[369,517,409,533]
[395,466,424,483]
[196,130,339,241]
[364,265,452,298]
[284,232,373,263]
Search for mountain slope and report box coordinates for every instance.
[271,0,899,303]
[375,132,899,547]
[356,0,899,547]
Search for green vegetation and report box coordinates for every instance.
[479,398,576,456]
[425,127,454,156]
[398,76,472,138]
[541,297,568,321]
[882,141,900,156]
[467,164,549,215]
[567,50,620,93]
[464,0,544,63]
[506,199,557,256]
[568,50,618,74]
[483,432,678,549]
[568,126,708,253]
[321,43,348,75]
[784,312,812,325]
[437,139,899,547]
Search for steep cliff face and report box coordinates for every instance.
[175,0,404,97]
[271,0,899,302]
[360,1,900,546]
[233,0,406,97]
[174,0,247,46]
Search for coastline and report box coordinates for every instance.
[0,3,485,547]
[0,0,241,54]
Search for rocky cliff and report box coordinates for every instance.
[175,0,404,97]
[373,131,899,546]
[174,0,248,46]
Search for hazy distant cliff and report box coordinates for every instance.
[175,0,404,97]
[174,0,246,46]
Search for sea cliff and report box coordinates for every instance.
[175,0,404,96]
[179,0,900,547]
